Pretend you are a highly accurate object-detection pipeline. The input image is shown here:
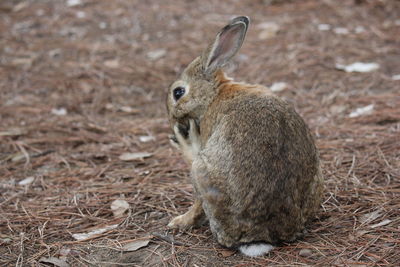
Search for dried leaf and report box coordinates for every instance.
[359,210,382,224]
[334,27,349,35]
[147,49,166,61]
[1,236,12,244]
[336,62,379,73]
[78,81,92,93]
[111,199,130,218]
[59,247,71,258]
[121,239,150,252]
[370,219,392,229]
[139,136,155,143]
[11,57,34,66]
[51,108,68,116]
[49,48,62,58]
[105,103,114,110]
[67,0,82,7]
[72,224,118,241]
[257,22,280,40]
[355,26,365,34]
[299,248,313,257]
[349,104,374,118]
[11,152,25,162]
[99,22,107,29]
[270,82,288,92]
[86,123,107,133]
[218,249,236,258]
[76,11,86,18]
[39,257,69,267]
[356,230,370,237]
[119,106,140,114]
[104,59,120,68]
[392,74,400,81]
[13,2,29,12]
[0,128,25,137]
[119,152,152,161]
[18,176,34,186]
[330,105,346,114]
[318,24,331,31]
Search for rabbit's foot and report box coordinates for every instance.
[168,214,193,229]
[168,199,205,229]
[173,119,201,163]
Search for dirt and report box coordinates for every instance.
[1,0,399,266]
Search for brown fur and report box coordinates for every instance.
[166,16,323,250]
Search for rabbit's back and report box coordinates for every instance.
[194,80,323,246]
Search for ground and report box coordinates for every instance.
[1,0,399,266]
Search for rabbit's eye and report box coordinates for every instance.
[173,86,185,101]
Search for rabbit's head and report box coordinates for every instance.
[166,16,249,130]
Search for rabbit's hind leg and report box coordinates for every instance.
[168,198,206,229]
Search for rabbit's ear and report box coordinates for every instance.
[204,16,249,74]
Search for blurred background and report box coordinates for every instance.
[1,0,399,266]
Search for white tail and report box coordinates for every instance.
[239,243,274,257]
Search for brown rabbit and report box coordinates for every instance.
[166,16,323,257]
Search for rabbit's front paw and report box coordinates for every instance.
[173,119,200,163]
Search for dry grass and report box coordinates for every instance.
[1,0,399,266]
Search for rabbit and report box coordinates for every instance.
[166,16,323,257]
